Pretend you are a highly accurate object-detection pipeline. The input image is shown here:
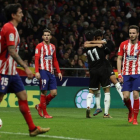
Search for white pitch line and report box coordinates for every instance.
[0,131,91,140]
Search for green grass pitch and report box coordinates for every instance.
[0,108,140,140]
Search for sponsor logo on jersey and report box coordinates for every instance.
[9,33,14,41]
[2,86,5,90]
[51,48,55,53]
[126,55,137,60]
[44,55,52,60]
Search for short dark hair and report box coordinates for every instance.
[43,29,51,35]
[94,29,103,37]
[5,3,21,21]
[85,31,94,41]
[129,25,139,33]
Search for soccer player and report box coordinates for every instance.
[35,29,62,118]
[91,31,124,116]
[117,25,140,125]
[0,4,50,136]
[84,30,111,118]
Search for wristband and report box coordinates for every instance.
[118,73,122,79]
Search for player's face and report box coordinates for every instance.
[96,36,102,41]
[13,8,23,23]
[129,29,139,41]
[42,32,52,42]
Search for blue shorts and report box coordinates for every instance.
[0,74,25,94]
[122,74,140,92]
[39,70,57,91]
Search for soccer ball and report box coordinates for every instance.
[75,89,96,108]
[0,118,2,129]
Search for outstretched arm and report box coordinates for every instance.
[84,42,103,48]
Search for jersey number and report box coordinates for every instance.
[88,48,100,61]
[1,77,9,86]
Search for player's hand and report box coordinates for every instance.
[102,40,107,44]
[25,67,33,79]
[35,72,41,80]
[118,73,123,83]
[97,44,103,48]
[58,73,62,81]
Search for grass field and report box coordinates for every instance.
[0,107,140,140]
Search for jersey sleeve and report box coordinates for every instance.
[35,44,41,73]
[118,42,124,56]
[53,47,61,73]
[5,27,16,46]
[35,44,41,57]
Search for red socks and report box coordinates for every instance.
[46,94,55,104]
[133,99,139,120]
[18,100,36,131]
[124,99,133,113]
[40,94,47,115]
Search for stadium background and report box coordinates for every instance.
[0,0,140,108]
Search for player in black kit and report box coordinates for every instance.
[84,30,111,118]
[87,30,124,116]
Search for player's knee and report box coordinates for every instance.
[16,90,27,100]
[87,93,93,99]
[123,96,129,100]
[52,92,57,97]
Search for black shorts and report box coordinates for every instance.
[89,65,110,90]
[105,59,115,76]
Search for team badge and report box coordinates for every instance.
[9,33,14,41]
[2,86,5,90]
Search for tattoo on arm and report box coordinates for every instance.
[8,46,27,69]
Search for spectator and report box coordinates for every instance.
[75,59,86,77]
[77,48,87,63]
[28,42,35,63]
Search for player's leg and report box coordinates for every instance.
[133,90,139,125]
[93,85,102,116]
[103,87,112,118]
[86,70,99,118]
[35,70,49,117]
[12,74,50,136]
[46,72,58,105]
[46,89,57,105]
[100,67,111,118]
[122,75,133,122]
[110,74,123,100]
[86,89,94,118]
[132,75,140,125]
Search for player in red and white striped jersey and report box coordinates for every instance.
[35,29,62,118]
[117,25,140,125]
[0,22,20,75]
[0,3,50,136]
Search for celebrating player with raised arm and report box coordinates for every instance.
[35,29,62,118]
[0,4,50,136]
[84,30,111,118]
[117,25,140,125]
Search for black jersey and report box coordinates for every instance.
[86,46,106,70]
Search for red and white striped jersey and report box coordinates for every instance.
[35,42,60,73]
[118,40,140,75]
[0,22,20,75]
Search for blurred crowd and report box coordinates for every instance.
[0,0,140,77]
